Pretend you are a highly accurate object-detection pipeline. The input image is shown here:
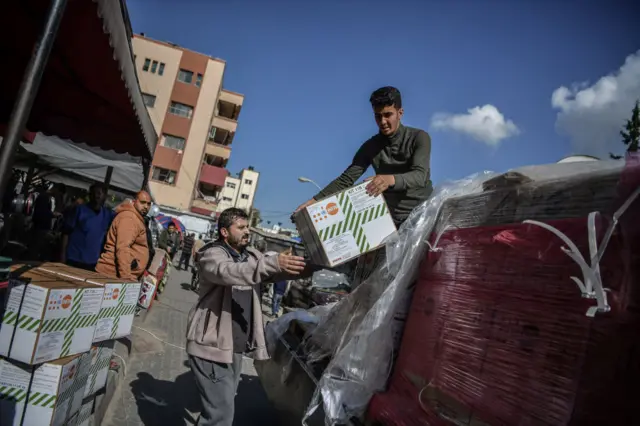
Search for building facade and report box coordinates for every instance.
[132,34,244,218]
[216,167,260,213]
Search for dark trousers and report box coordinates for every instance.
[178,251,191,270]
[189,354,243,426]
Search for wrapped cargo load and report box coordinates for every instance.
[298,155,640,425]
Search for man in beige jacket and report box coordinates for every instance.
[186,207,306,426]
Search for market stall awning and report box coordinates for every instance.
[0,0,157,159]
[4,133,146,193]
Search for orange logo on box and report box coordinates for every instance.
[112,288,120,300]
[67,365,76,380]
[326,203,339,215]
[61,295,72,309]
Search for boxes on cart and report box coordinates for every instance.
[85,278,140,342]
[294,182,396,267]
[38,265,141,342]
[0,354,85,426]
[83,341,114,397]
[0,270,103,364]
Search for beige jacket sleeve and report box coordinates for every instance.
[199,246,281,287]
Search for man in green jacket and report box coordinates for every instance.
[295,86,433,228]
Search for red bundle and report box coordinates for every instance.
[368,155,640,426]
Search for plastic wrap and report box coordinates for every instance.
[302,172,497,425]
[298,157,639,426]
[366,155,640,425]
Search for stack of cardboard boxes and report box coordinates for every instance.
[0,263,141,426]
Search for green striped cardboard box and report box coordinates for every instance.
[83,341,114,398]
[36,266,141,343]
[71,396,94,426]
[0,271,104,365]
[294,182,397,267]
[0,354,84,426]
[86,279,141,342]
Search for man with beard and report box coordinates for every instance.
[186,208,307,426]
[61,183,114,271]
[96,191,152,281]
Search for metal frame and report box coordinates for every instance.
[0,0,68,210]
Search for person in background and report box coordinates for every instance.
[29,182,66,260]
[187,208,307,426]
[96,191,152,280]
[158,222,180,260]
[192,234,205,267]
[179,232,195,270]
[294,86,433,228]
[271,280,287,317]
[60,183,114,271]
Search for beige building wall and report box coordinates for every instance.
[235,169,259,211]
[217,176,240,212]
[132,38,182,133]
[216,169,259,213]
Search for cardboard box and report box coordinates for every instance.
[0,354,85,426]
[0,271,103,364]
[294,182,396,267]
[83,341,114,398]
[137,275,157,309]
[64,396,94,426]
[37,265,141,342]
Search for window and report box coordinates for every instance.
[226,182,236,189]
[151,60,158,73]
[158,62,165,76]
[152,167,176,185]
[241,194,249,200]
[143,58,150,71]
[244,179,253,185]
[142,93,156,108]
[169,102,193,119]
[222,197,232,202]
[162,134,186,150]
[195,73,203,88]
[177,69,194,84]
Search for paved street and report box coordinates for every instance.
[102,266,280,426]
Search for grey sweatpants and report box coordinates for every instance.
[189,354,243,426]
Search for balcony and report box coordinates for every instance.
[192,198,218,217]
[205,140,231,160]
[204,153,228,168]
[211,115,237,133]
[208,126,234,147]
[199,163,228,187]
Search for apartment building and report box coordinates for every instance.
[132,34,243,217]
[216,167,260,213]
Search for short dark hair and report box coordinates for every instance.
[218,208,249,238]
[168,223,176,228]
[369,86,402,109]
[89,183,106,193]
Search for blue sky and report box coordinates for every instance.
[128,0,639,224]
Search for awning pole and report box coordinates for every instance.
[0,0,68,210]
[104,166,114,188]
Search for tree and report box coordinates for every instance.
[610,100,640,159]
[250,208,261,227]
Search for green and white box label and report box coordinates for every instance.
[308,183,395,265]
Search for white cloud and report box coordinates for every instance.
[430,104,520,146]
[552,50,640,157]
